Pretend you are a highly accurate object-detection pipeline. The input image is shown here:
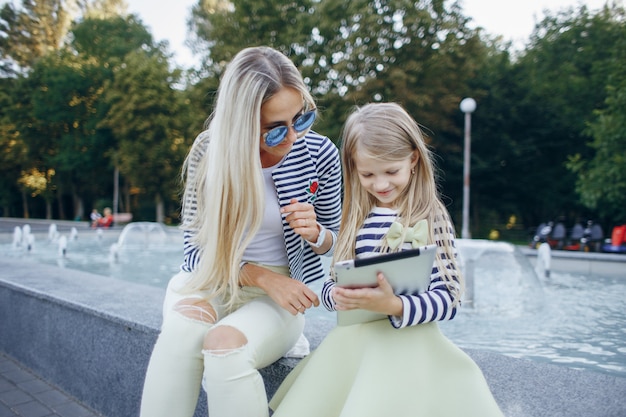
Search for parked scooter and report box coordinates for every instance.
[563,223,584,251]
[580,220,604,252]
[551,222,566,249]
[530,221,566,249]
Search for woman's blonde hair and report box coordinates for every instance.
[180,46,315,309]
[333,102,463,303]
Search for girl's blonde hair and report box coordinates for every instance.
[180,46,315,309]
[333,102,463,304]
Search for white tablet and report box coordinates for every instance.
[333,244,437,326]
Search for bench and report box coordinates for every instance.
[1,259,625,417]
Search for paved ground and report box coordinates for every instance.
[0,352,100,417]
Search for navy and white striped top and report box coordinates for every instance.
[181,131,342,285]
[321,206,461,328]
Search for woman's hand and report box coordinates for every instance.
[332,272,403,316]
[241,263,320,315]
[281,198,332,254]
[281,198,319,243]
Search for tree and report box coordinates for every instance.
[23,52,102,218]
[0,78,28,216]
[70,14,153,64]
[101,50,189,222]
[468,4,626,232]
[188,0,316,71]
[0,0,78,70]
[308,0,491,231]
[567,16,626,223]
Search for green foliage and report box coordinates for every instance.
[467,3,626,229]
[1,0,625,233]
[101,49,189,220]
[189,0,316,71]
[567,22,626,222]
[70,15,154,64]
[0,78,28,213]
[0,0,76,70]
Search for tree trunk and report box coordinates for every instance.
[57,188,66,220]
[155,193,164,223]
[22,191,29,219]
[123,181,131,214]
[73,193,84,221]
[113,167,119,216]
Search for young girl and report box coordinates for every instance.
[270,103,503,417]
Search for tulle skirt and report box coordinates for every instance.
[270,320,503,417]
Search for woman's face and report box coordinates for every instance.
[259,87,306,167]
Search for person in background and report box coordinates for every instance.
[270,102,503,417]
[90,209,101,227]
[96,207,113,228]
[139,46,342,417]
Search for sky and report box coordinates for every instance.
[127,0,616,68]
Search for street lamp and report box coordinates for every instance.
[460,97,476,239]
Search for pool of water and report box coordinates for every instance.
[1,224,625,379]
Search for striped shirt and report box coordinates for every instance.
[321,206,461,328]
[181,130,342,285]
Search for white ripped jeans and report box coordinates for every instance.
[140,267,304,417]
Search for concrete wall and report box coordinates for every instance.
[0,258,205,417]
[520,246,626,277]
[1,258,625,417]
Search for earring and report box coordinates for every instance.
[411,168,415,174]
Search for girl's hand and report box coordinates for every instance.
[281,198,319,243]
[332,272,403,316]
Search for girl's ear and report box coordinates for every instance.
[410,149,420,168]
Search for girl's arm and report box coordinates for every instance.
[389,219,461,328]
[389,266,460,328]
[321,276,338,311]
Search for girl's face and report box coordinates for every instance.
[259,87,306,167]
[353,150,418,208]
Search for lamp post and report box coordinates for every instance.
[460,97,476,239]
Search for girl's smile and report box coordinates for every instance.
[353,152,417,208]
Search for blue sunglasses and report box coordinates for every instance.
[262,110,317,147]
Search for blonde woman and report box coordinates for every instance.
[271,103,503,417]
[140,46,342,417]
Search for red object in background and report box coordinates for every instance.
[563,242,580,251]
[612,225,626,246]
[97,214,113,228]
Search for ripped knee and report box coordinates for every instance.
[173,298,217,324]
[203,325,247,354]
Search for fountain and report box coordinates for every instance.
[21,224,35,252]
[11,226,21,249]
[69,226,78,241]
[115,221,169,249]
[534,242,551,278]
[0,223,624,378]
[48,223,59,242]
[57,235,68,257]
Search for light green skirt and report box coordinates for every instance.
[270,320,504,417]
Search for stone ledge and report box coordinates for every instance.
[1,259,625,417]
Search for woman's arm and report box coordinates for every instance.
[310,136,342,254]
[239,262,320,315]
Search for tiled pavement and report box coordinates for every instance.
[0,353,101,417]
